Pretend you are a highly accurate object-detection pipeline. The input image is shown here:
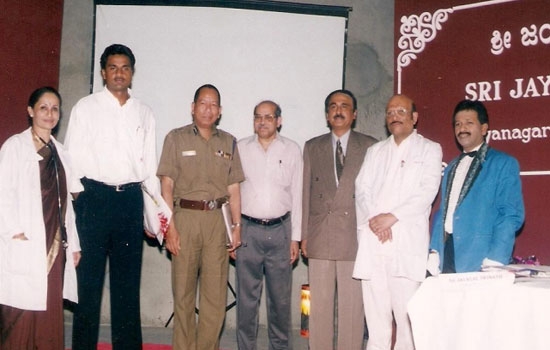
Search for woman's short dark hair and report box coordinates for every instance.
[28,86,61,109]
[100,44,136,71]
[27,86,62,129]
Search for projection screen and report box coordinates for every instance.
[93,1,350,153]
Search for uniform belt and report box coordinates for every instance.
[82,178,142,192]
[241,212,290,226]
[179,197,227,211]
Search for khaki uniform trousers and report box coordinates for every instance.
[172,208,229,350]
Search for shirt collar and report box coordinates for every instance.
[102,86,133,106]
[390,129,416,148]
[252,132,280,145]
[463,143,483,154]
[332,129,351,148]
[192,123,219,137]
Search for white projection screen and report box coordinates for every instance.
[93,1,350,152]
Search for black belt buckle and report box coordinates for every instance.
[242,212,289,226]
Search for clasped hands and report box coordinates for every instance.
[369,213,398,243]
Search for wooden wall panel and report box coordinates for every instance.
[395,0,550,263]
[0,0,64,144]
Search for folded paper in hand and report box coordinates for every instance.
[221,202,233,244]
[142,185,172,245]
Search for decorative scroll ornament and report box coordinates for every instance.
[395,0,519,93]
[396,8,453,93]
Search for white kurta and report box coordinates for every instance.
[353,131,442,282]
[0,128,80,310]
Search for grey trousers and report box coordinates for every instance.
[235,217,293,350]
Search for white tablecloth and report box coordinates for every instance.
[408,272,550,350]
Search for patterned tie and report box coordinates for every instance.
[336,139,345,180]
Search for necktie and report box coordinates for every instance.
[336,139,345,180]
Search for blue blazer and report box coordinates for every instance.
[430,144,525,272]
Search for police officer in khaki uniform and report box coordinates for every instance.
[158,84,245,350]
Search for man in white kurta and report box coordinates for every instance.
[353,95,442,350]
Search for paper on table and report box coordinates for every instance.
[221,202,233,245]
[438,270,515,289]
[493,264,550,278]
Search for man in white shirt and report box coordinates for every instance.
[64,44,158,350]
[353,94,442,350]
[236,100,303,349]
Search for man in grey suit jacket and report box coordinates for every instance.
[302,89,377,350]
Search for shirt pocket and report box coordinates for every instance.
[274,159,293,187]
[178,149,198,178]
[212,153,232,179]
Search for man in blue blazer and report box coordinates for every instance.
[429,100,525,274]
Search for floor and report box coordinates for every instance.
[64,323,310,349]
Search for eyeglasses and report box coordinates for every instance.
[385,108,410,118]
[254,114,278,123]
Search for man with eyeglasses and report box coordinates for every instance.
[353,94,442,350]
[302,89,377,350]
[235,100,303,349]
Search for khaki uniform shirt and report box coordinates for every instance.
[157,124,244,200]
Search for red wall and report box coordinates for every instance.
[0,0,64,144]
[395,0,550,263]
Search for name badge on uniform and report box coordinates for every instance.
[182,150,196,157]
[215,150,231,160]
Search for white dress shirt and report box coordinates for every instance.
[64,87,158,193]
[238,133,303,241]
[444,144,482,234]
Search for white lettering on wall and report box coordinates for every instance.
[491,30,511,55]
[487,125,550,144]
[509,75,550,99]
[465,75,550,101]
[521,23,550,46]
[490,22,550,55]
[465,80,501,101]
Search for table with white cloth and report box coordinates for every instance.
[408,270,550,350]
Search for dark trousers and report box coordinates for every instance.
[72,180,144,350]
[443,234,456,273]
[236,217,292,350]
